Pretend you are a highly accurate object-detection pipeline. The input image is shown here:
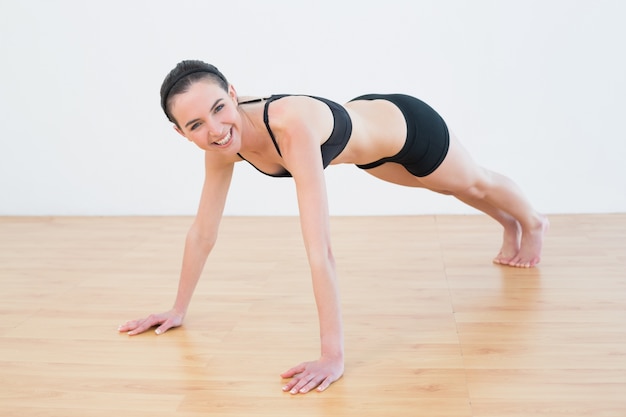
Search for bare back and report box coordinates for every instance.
[333,99,408,166]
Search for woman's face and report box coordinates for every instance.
[171,80,241,153]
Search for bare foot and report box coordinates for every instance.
[493,220,521,265]
[507,215,549,268]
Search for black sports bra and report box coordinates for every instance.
[237,94,352,177]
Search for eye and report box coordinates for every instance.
[190,122,201,131]
[214,104,225,113]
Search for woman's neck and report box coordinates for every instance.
[238,100,269,154]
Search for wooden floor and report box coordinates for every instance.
[0,214,625,417]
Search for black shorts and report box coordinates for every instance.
[350,94,450,177]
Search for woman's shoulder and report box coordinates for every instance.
[266,95,335,139]
[268,94,333,118]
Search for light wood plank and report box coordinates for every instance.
[1,214,625,416]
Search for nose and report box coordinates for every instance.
[206,117,228,139]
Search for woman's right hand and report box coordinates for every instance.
[117,309,184,336]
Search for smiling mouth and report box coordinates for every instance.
[213,129,232,147]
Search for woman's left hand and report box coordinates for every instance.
[280,356,344,394]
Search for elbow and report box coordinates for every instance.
[187,224,217,255]
[309,246,336,274]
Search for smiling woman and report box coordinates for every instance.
[118,59,548,395]
[160,61,230,124]
[173,81,239,151]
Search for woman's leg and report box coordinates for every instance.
[362,133,548,267]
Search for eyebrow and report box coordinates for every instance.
[184,98,224,129]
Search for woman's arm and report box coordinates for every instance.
[118,153,234,335]
[269,97,345,394]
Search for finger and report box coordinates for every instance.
[316,376,335,392]
[281,371,305,393]
[154,318,177,335]
[282,379,299,393]
[117,319,143,333]
[117,321,135,332]
[282,373,303,393]
[291,373,320,395]
[281,363,306,379]
[127,315,162,336]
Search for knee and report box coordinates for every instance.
[458,184,486,200]
[454,175,492,200]
[429,180,484,198]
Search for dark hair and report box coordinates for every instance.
[160,60,229,124]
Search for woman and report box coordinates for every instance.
[118,60,548,395]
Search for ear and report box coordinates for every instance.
[173,125,190,141]
[228,84,238,103]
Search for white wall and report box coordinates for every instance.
[1,0,624,216]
